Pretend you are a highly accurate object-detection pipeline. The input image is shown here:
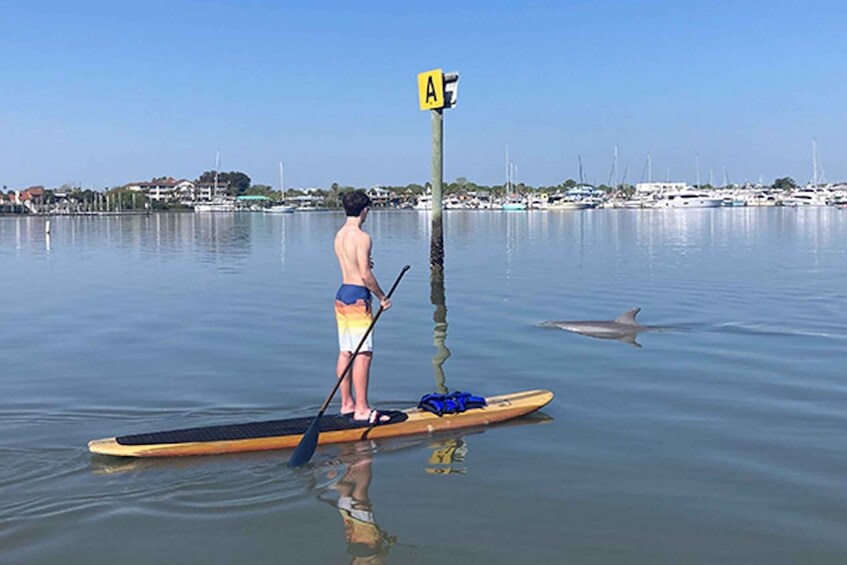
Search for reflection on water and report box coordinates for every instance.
[322,444,400,565]
[192,213,252,268]
[425,437,467,475]
[430,264,450,394]
[74,415,554,564]
[0,213,257,266]
[3,208,847,563]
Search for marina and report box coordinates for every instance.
[3,180,847,217]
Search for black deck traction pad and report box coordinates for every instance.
[116,410,408,446]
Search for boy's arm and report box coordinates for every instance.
[356,234,390,308]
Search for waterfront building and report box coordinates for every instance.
[124,178,228,203]
[366,186,393,207]
[194,182,221,201]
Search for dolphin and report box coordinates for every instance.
[538,307,655,347]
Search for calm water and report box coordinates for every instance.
[2,208,846,564]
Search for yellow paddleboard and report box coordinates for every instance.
[88,390,553,458]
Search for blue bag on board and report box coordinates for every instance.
[417,391,487,416]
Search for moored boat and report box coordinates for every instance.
[654,191,722,208]
[265,204,296,214]
[194,199,236,212]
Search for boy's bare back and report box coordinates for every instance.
[335,223,372,286]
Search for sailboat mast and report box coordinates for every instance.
[505,145,510,195]
[609,145,618,188]
[647,153,652,183]
[812,138,818,187]
[695,153,701,188]
[578,155,584,186]
[214,150,220,199]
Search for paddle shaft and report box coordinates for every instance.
[316,264,410,416]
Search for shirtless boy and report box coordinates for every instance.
[334,190,391,424]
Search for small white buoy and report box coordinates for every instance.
[45,220,51,235]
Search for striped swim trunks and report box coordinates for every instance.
[335,284,373,352]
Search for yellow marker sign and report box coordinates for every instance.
[417,68,444,111]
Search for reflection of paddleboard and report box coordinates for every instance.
[88,390,554,458]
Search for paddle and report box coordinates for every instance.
[287,265,411,468]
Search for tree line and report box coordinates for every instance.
[19,173,807,209]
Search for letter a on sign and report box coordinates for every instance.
[418,69,444,111]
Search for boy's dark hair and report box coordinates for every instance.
[342,190,371,217]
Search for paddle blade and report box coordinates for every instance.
[287,416,321,468]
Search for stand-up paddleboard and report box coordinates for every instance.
[88,390,553,458]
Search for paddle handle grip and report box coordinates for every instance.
[317,265,410,415]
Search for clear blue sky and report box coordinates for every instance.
[1,0,844,190]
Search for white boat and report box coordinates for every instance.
[268,162,296,213]
[295,203,325,212]
[781,141,837,206]
[581,196,606,209]
[547,199,590,210]
[468,193,493,209]
[414,194,432,210]
[779,188,832,207]
[194,199,236,212]
[501,196,527,211]
[501,145,527,210]
[527,193,549,209]
[746,192,779,206]
[621,197,656,209]
[413,194,468,210]
[264,204,295,214]
[654,191,722,208]
[721,195,747,207]
[444,196,467,209]
[194,151,233,212]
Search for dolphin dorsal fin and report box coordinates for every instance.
[615,308,641,325]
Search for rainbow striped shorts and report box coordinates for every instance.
[335,284,373,352]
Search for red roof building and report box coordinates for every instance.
[20,186,45,201]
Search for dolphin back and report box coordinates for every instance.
[614,307,641,326]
